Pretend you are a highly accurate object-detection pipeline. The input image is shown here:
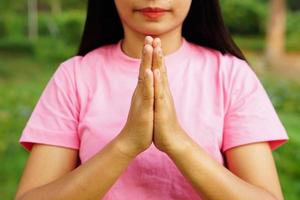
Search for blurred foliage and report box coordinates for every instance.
[0,37,34,54]
[0,0,299,61]
[261,74,300,114]
[0,18,6,37]
[233,35,300,53]
[274,112,300,200]
[50,11,85,45]
[0,14,27,37]
[286,11,300,37]
[39,0,87,10]
[287,0,300,11]
[0,53,56,199]
[220,0,267,36]
[33,37,78,63]
[0,9,85,62]
[0,0,87,12]
[221,0,300,38]
[0,0,87,62]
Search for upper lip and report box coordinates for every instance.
[137,7,169,12]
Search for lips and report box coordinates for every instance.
[136,7,169,19]
[139,7,168,12]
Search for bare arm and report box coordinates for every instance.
[166,130,284,200]
[15,37,156,200]
[15,133,137,200]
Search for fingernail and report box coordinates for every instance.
[143,45,149,54]
[144,37,148,45]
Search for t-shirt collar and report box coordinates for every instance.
[113,37,190,73]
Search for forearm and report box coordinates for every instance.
[166,132,278,200]
[17,134,136,200]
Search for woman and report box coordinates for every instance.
[15,0,288,199]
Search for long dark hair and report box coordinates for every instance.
[78,0,247,62]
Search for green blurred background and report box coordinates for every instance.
[0,0,299,199]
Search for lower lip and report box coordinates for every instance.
[139,11,167,19]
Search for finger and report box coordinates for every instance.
[153,37,161,48]
[152,45,169,88]
[152,46,163,71]
[154,69,164,109]
[155,39,168,78]
[152,38,161,71]
[139,36,153,82]
[144,36,154,45]
[142,69,154,102]
[138,44,153,84]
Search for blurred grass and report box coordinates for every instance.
[0,43,300,199]
[0,53,59,199]
[275,112,300,200]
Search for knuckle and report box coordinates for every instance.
[141,88,154,101]
[138,76,144,84]
[142,92,153,101]
[154,94,164,100]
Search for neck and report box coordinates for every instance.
[121,26,183,59]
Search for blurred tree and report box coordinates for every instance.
[61,0,87,10]
[38,0,61,15]
[50,0,62,15]
[220,0,267,36]
[28,0,38,41]
[266,0,286,66]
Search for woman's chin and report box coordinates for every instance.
[138,27,171,37]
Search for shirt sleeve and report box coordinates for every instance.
[19,56,82,151]
[221,56,289,153]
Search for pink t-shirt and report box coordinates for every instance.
[19,37,289,199]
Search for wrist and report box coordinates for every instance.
[113,131,141,159]
[164,129,193,158]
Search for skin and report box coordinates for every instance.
[14,37,156,200]
[147,38,284,200]
[15,0,285,199]
[114,0,192,59]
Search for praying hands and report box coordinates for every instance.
[117,36,191,158]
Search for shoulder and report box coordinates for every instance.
[185,41,250,75]
[59,43,116,72]
[186,42,256,90]
[55,43,117,84]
